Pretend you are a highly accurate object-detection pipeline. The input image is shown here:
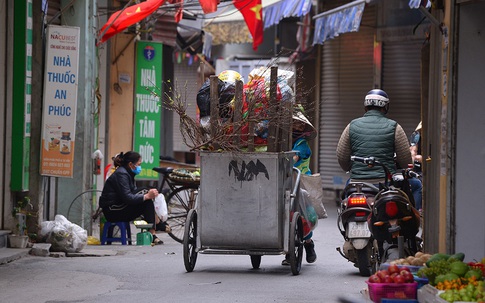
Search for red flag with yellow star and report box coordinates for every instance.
[98,0,165,45]
[233,0,263,50]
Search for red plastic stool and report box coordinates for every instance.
[101,222,132,245]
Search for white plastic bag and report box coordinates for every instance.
[153,195,168,222]
[39,214,87,253]
[300,173,328,219]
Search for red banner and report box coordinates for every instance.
[199,0,219,14]
[98,0,165,45]
[233,0,263,50]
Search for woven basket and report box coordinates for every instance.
[168,168,200,184]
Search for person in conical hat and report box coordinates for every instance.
[292,111,317,142]
[281,108,318,266]
[292,111,316,175]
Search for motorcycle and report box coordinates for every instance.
[351,156,422,265]
[336,175,380,276]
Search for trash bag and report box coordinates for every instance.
[39,214,87,253]
[196,78,236,119]
[238,78,283,146]
[298,188,318,238]
[247,66,295,102]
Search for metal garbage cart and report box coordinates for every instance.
[183,151,304,275]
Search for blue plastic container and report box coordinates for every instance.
[413,276,429,289]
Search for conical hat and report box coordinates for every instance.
[292,112,317,140]
[415,121,422,131]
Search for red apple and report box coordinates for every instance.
[377,270,389,280]
[383,275,392,283]
[388,264,400,275]
[392,274,405,284]
[400,270,414,283]
[368,274,381,283]
[399,266,410,273]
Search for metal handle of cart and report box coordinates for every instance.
[291,167,301,212]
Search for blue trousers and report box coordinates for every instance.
[408,177,423,210]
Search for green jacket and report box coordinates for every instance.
[349,110,397,179]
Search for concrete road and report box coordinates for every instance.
[0,199,372,303]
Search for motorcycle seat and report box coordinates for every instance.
[341,182,380,200]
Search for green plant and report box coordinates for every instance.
[11,196,33,235]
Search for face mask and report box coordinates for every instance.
[132,165,142,175]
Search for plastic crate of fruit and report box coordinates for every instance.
[366,281,418,303]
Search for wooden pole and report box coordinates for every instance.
[210,75,219,149]
[279,101,293,151]
[267,66,279,152]
[248,108,255,152]
[233,80,243,148]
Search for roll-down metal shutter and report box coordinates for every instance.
[318,5,376,189]
[173,60,199,152]
[381,41,422,140]
[46,0,61,25]
[318,3,423,190]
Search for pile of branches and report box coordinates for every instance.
[159,63,314,153]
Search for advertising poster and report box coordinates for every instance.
[134,41,162,180]
[40,25,80,177]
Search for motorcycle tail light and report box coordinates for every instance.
[348,196,367,207]
[385,201,399,217]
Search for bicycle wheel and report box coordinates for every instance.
[289,212,303,275]
[166,185,198,243]
[67,190,102,236]
[183,209,198,272]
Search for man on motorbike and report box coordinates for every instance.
[336,89,420,262]
[336,89,412,183]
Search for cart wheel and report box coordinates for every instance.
[250,255,261,269]
[289,212,303,275]
[183,209,198,272]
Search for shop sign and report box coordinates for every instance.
[134,41,162,180]
[40,25,80,178]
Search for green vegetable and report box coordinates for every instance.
[465,269,483,280]
[443,272,460,282]
[435,274,447,284]
[418,259,452,285]
[449,252,465,262]
[449,261,469,277]
[426,253,450,267]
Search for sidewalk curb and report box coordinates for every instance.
[0,248,30,265]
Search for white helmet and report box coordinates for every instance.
[364,89,389,107]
